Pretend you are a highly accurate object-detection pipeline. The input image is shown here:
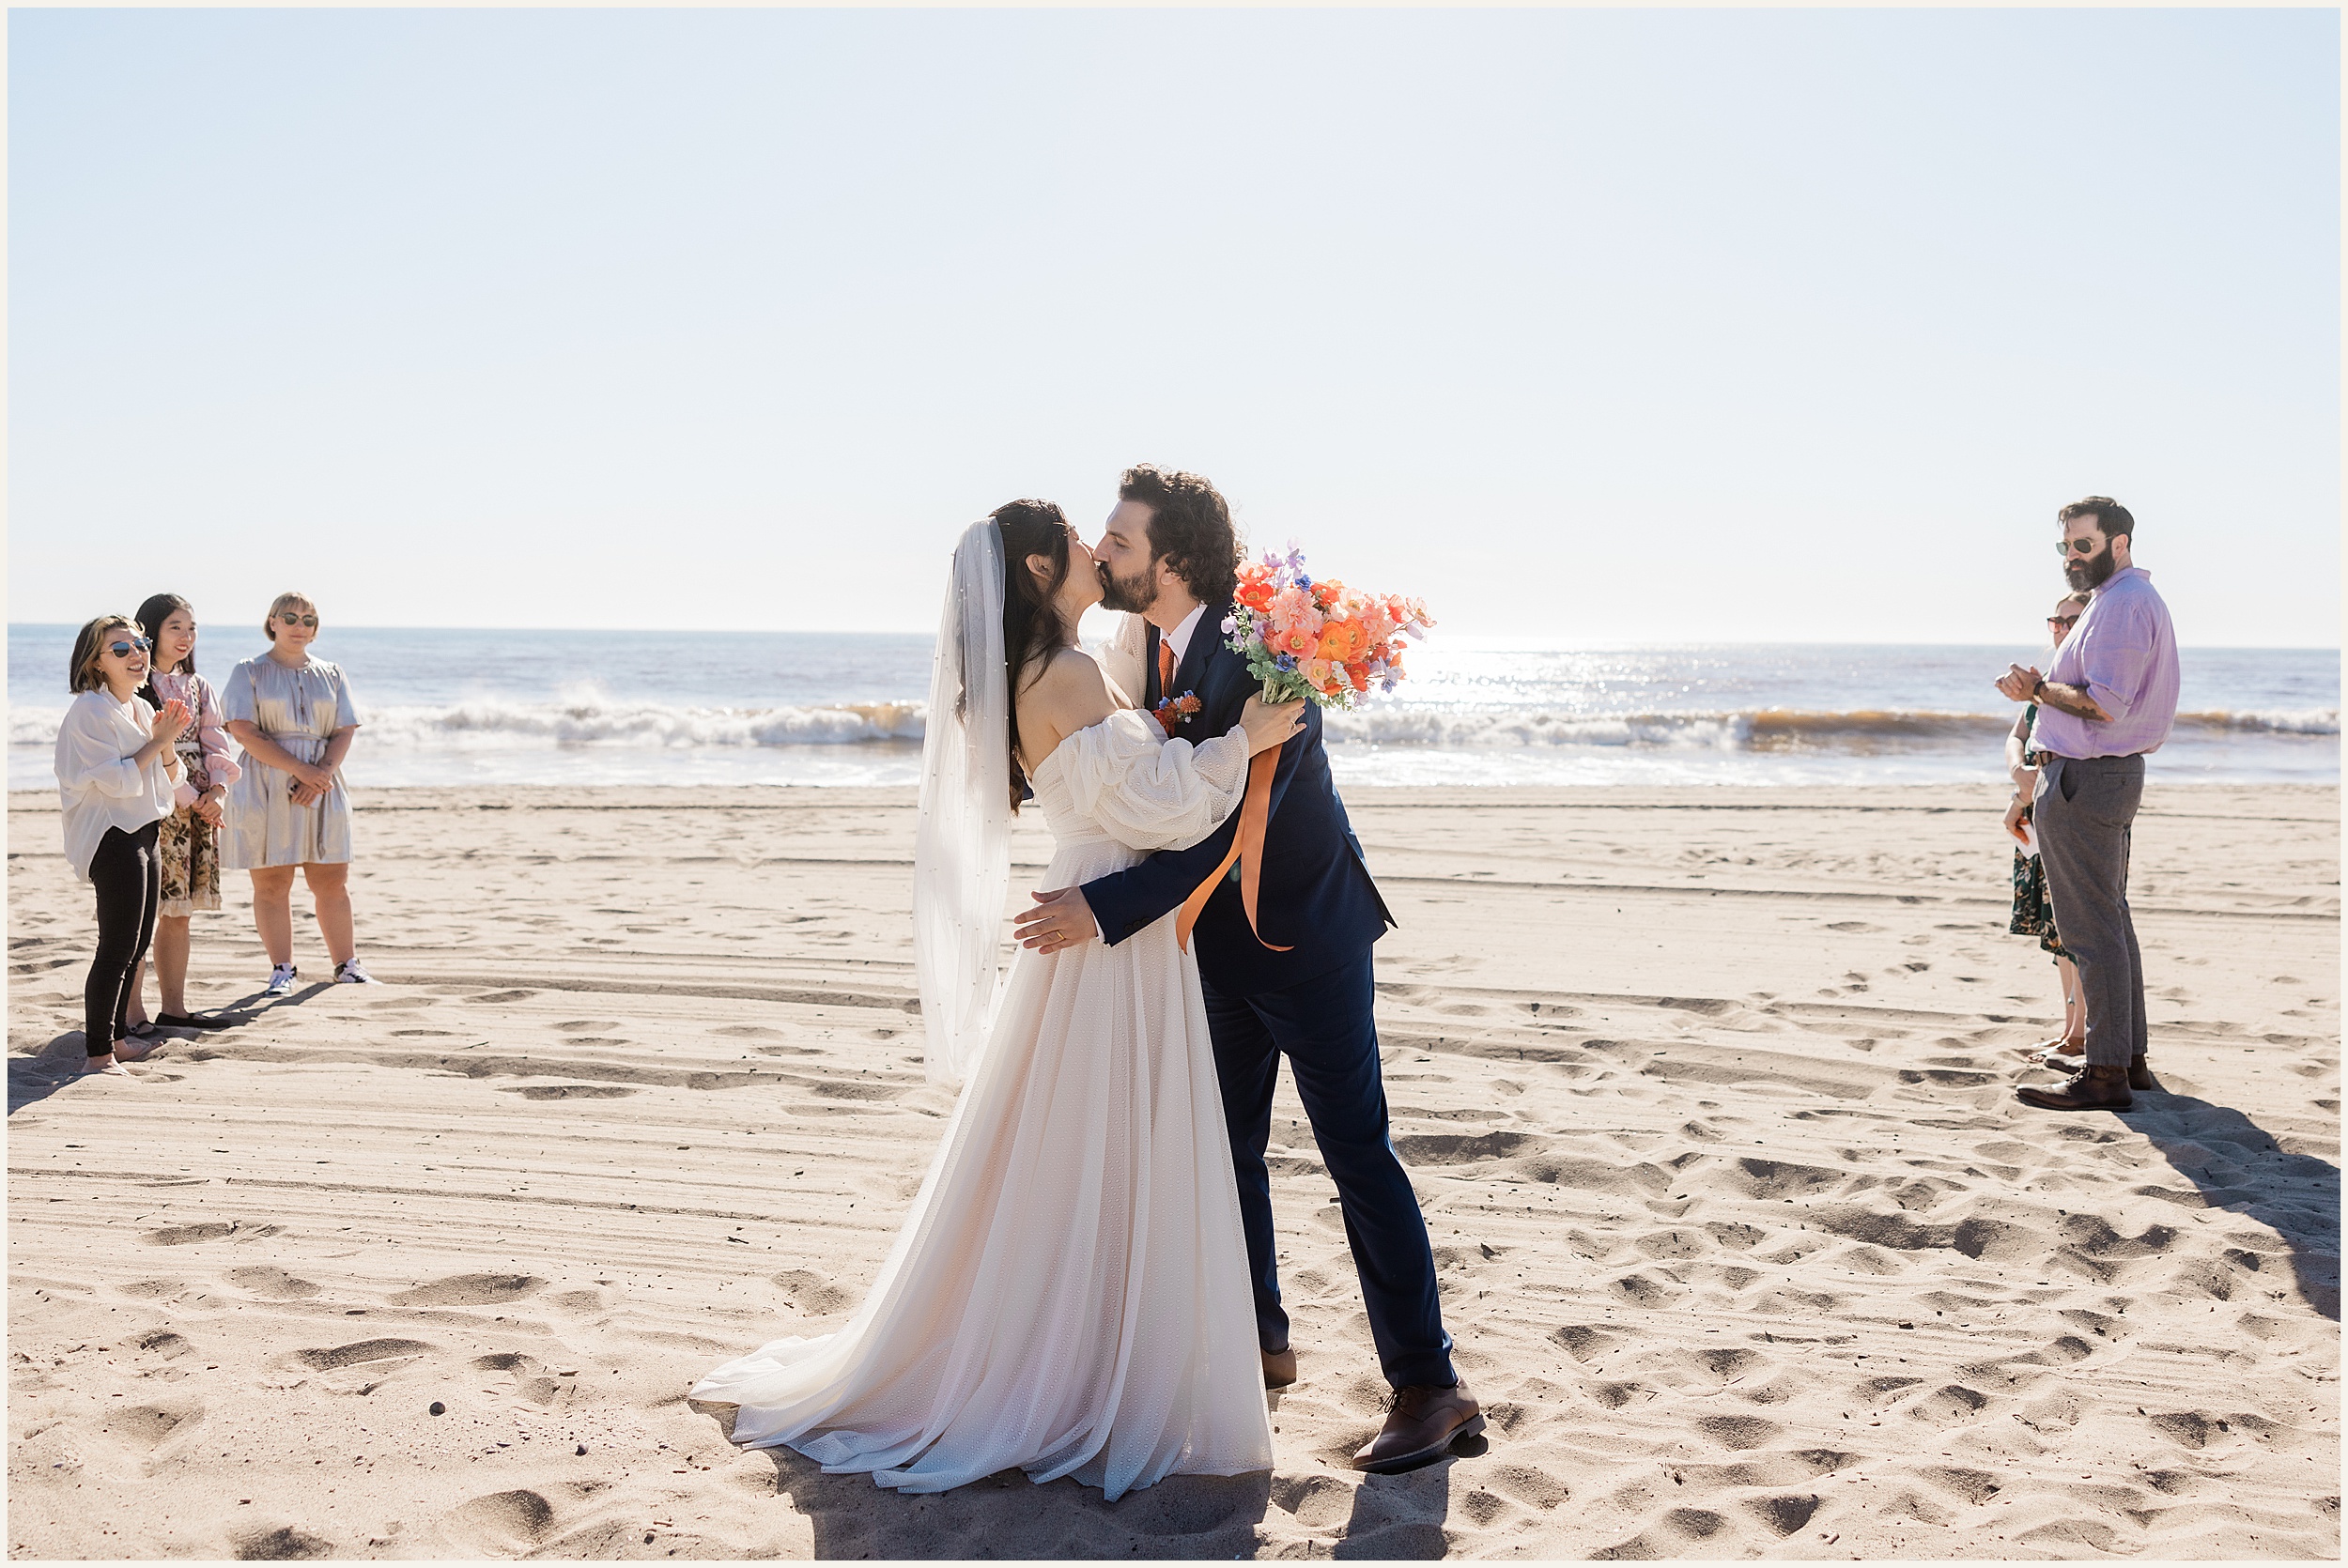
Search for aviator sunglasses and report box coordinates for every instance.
[2054,537,2102,557]
[105,636,153,658]
[276,611,319,627]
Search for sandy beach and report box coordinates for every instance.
[6,781,2337,1560]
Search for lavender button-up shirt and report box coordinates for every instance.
[2031,565,2180,760]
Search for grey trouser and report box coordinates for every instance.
[2032,753,2148,1067]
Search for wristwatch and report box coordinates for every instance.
[2029,674,2047,699]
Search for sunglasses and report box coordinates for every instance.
[105,637,153,658]
[276,611,319,627]
[2046,614,2079,629]
[2054,537,2101,557]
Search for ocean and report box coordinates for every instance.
[8,624,2336,792]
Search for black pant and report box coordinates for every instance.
[1202,950,1458,1390]
[85,822,161,1056]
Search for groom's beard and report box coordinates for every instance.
[2063,545,2117,592]
[1097,561,1158,615]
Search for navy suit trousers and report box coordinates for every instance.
[1200,950,1457,1391]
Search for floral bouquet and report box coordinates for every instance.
[1221,547,1433,709]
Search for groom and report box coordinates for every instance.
[1012,464,1481,1475]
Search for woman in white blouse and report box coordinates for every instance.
[54,615,191,1076]
[223,592,373,993]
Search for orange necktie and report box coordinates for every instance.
[1157,638,1176,699]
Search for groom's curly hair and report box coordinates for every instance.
[1120,465,1242,607]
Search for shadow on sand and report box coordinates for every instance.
[710,1411,1475,1558]
[7,988,300,1117]
[2124,1076,2340,1321]
[751,1449,1275,1559]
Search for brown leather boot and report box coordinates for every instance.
[2018,1062,2133,1111]
[1352,1380,1484,1474]
[2060,1052,2154,1091]
[1262,1345,1297,1390]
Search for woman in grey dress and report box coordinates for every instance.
[222,592,376,992]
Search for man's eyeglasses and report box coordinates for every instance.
[2055,537,2100,557]
[2046,614,2079,629]
[276,611,319,627]
[105,637,152,658]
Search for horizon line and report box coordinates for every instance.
[3,622,2339,654]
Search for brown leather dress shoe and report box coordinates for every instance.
[1262,1345,1297,1389]
[1352,1380,1484,1474]
[2017,1062,2134,1111]
[2060,1052,2154,1091]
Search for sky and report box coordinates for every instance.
[9,8,2340,645]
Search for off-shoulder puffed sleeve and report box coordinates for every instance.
[1100,612,1150,708]
[1055,708,1251,853]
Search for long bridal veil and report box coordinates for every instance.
[910,520,1012,1087]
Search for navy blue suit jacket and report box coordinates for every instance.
[1081,604,1394,997]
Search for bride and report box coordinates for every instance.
[691,500,1305,1500]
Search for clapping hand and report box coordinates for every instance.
[153,699,193,745]
[1994,664,2041,702]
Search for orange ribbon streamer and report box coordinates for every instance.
[1177,749,1291,954]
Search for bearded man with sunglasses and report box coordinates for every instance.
[1992,498,2180,1111]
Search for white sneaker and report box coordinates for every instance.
[333,959,378,985]
[264,964,298,996]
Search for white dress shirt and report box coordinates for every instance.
[1161,605,1208,671]
[54,690,180,880]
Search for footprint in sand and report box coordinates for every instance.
[232,1524,334,1560]
[124,1329,195,1360]
[497,1084,641,1100]
[447,1490,556,1553]
[392,1273,544,1307]
[94,1400,200,1452]
[1694,1415,1782,1450]
[141,1222,239,1246]
[294,1337,436,1371]
[227,1267,322,1299]
[1601,1505,1733,1559]
[553,1020,624,1033]
[1743,1494,1821,1537]
[770,1269,852,1314]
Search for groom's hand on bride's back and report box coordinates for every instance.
[1013,888,1099,954]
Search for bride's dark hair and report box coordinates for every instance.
[994,498,1074,809]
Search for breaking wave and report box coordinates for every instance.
[8,699,2337,754]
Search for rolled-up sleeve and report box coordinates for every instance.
[2076,605,2153,723]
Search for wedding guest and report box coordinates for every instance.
[222,592,376,993]
[2003,591,2092,1066]
[116,594,247,1032]
[54,615,189,1075]
[1995,498,2179,1112]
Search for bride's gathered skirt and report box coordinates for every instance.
[692,802,1274,1500]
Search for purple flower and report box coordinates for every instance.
[1220,615,1237,636]
[1274,653,1297,672]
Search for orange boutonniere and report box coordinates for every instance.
[1153,690,1201,736]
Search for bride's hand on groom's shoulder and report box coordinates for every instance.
[1012,887,1098,954]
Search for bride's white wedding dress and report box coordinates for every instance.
[691,705,1274,1500]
